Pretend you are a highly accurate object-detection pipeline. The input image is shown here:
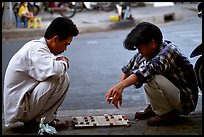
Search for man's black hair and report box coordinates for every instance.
[44,17,79,41]
[123,22,163,50]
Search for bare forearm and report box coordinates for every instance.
[119,74,139,89]
[119,72,129,82]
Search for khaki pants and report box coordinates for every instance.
[18,73,70,123]
[144,75,183,116]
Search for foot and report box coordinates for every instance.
[135,104,156,119]
[23,119,40,132]
[146,109,180,126]
[48,119,69,129]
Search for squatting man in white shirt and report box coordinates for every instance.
[3,17,79,131]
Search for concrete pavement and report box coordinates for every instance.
[2,2,186,40]
[2,3,202,135]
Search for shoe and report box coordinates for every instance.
[146,109,180,126]
[48,119,69,129]
[135,104,156,119]
[23,119,40,132]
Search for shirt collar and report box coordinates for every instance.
[39,37,47,46]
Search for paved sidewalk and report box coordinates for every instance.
[2,95,202,135]
[2,3,188,40]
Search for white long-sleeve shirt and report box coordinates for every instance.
[3,37,68,127]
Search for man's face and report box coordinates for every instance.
[51,36,73,55]
[137,39,157,60]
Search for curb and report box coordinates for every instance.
[2,12,183,40]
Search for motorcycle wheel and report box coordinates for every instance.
[74,2,84,12]
[60,3,76,18]
[195,56,203,92]
[32,5,40,16]
[13,3,21,19]
[27,3,40,16]
[13,3,20,14]
[101,2,115,12]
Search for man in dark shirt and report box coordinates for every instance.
[106,22,198,126]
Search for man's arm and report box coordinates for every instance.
[106,73,139,109]
[119,72,129,82]
[56,56,69,71]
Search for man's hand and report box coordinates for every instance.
[106,74,139,109]
[56,56,69,68]
[105,83,124,109]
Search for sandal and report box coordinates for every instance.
[48,119,69,129]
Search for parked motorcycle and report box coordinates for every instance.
[190,2,203,92]
[42,2,76,18]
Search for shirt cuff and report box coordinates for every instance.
[58,60,68,71]
[122,66,131,75]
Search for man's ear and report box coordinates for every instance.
[150,39,157,48]
[53,35,59,43]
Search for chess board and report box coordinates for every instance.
[72,114,131,128]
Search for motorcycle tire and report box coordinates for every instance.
[13,3,21,19]
[60,3,76,18]
[101,2,115,12]
[13,3,20,14]
[74,2,84,12]
[27,3,40,16]
[195,56,203,92]
[32,5,40,16]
